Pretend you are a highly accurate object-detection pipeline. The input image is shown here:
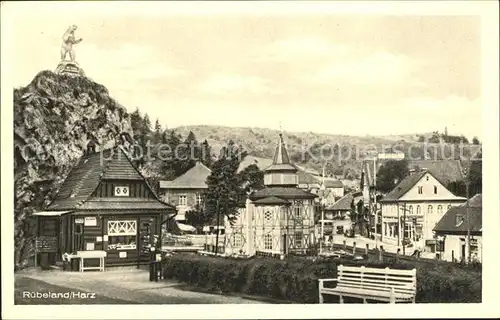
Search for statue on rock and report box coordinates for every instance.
[61,24,82,62]
[55,25,86,77]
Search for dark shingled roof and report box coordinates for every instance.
[297,170,320,185]
[362,159,465,190]
[47,146,175,212]
[380,170,428,202]
[408,160,464,184]
[250,187,317,200]
[433,194,482,233]
[252,196,291,205]
[327,193,354,211]
[322,178,343,188]
[265,134,297,172]
[159,162,211,189]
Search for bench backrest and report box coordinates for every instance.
[337,265,416,295]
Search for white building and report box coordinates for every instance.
[379,170,466,250]
[433,194,482,262]
[224,133,317,257]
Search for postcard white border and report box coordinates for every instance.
[2,1,499,319]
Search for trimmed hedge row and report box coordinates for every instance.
[162,254,481,303]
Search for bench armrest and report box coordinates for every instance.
[318,278,338,283]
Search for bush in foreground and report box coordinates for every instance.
[162,254,481,303]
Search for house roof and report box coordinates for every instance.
[252,196,291,205]
[322,178,343,189]
[159,162,212,189]
[295,165,320,176]
[237,155,273,173]
[379,170,429,202]
[327,193,354,211]
[362,159,465,190]
[297,170,320,186]
[46,146,175,212]
[250,186,317,200]
[264,134,297,172]
[408,160,464,184]
[433,194,482,233]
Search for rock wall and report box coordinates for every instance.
[13,70,134,269]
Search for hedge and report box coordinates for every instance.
[162,254,481,303]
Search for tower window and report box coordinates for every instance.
[294,207,301,218]
[264,234,273,250]
[264,211,272,222]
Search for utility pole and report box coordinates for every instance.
[320,204,325,254]
[403,202,407,255]
[214,198,220,255]
[463,164,471,264]
[373,157,378,248]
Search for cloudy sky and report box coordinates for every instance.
[8,2,483,140]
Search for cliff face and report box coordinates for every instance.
[13,71,134,269]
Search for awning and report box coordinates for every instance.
[33,211,72,216]
[177,222,196,232]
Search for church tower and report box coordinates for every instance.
[263,133,299,187]
[222,132,318,258]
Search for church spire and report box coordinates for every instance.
[273,133,291,165]
[263,133,298,187]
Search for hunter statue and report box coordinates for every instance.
[60,25,83,62]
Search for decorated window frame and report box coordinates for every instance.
[107,220,137,250]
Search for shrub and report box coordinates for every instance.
[162,254,481,303]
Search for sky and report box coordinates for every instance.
[8,2,483,140]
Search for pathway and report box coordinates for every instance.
[15,267,264,304]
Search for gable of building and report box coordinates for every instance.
[47,147,174,211]
[398,171,465,201]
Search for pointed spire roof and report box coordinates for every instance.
[265,133,297,172]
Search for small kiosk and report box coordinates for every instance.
[34,145,176,270]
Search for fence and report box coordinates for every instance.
[330,241,481,269]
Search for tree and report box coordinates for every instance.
[376,159,409,193]
[467,153,482,196]
[185,203,210,233]
[153,119,162,144]
[237,164,264,194]
[472,136,481,145]
[200,139,213,168]
[204,141,243,230]
[447,180,467,197]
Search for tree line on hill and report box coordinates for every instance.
[129,108,264,230]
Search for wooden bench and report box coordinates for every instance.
[318,265,417,304]
[76,251,107,272]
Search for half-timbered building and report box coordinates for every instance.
[33,144,176,269]
[224,133,317,257]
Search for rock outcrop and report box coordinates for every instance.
[13,70,133,269]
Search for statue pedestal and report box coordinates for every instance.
[55,61,85,77]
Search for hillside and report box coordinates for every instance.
[13,70,134,269]
[172,125,478,178]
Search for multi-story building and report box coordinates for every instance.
[159,161,211,222]
[379,169,466,250]
[224,133,318,257]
